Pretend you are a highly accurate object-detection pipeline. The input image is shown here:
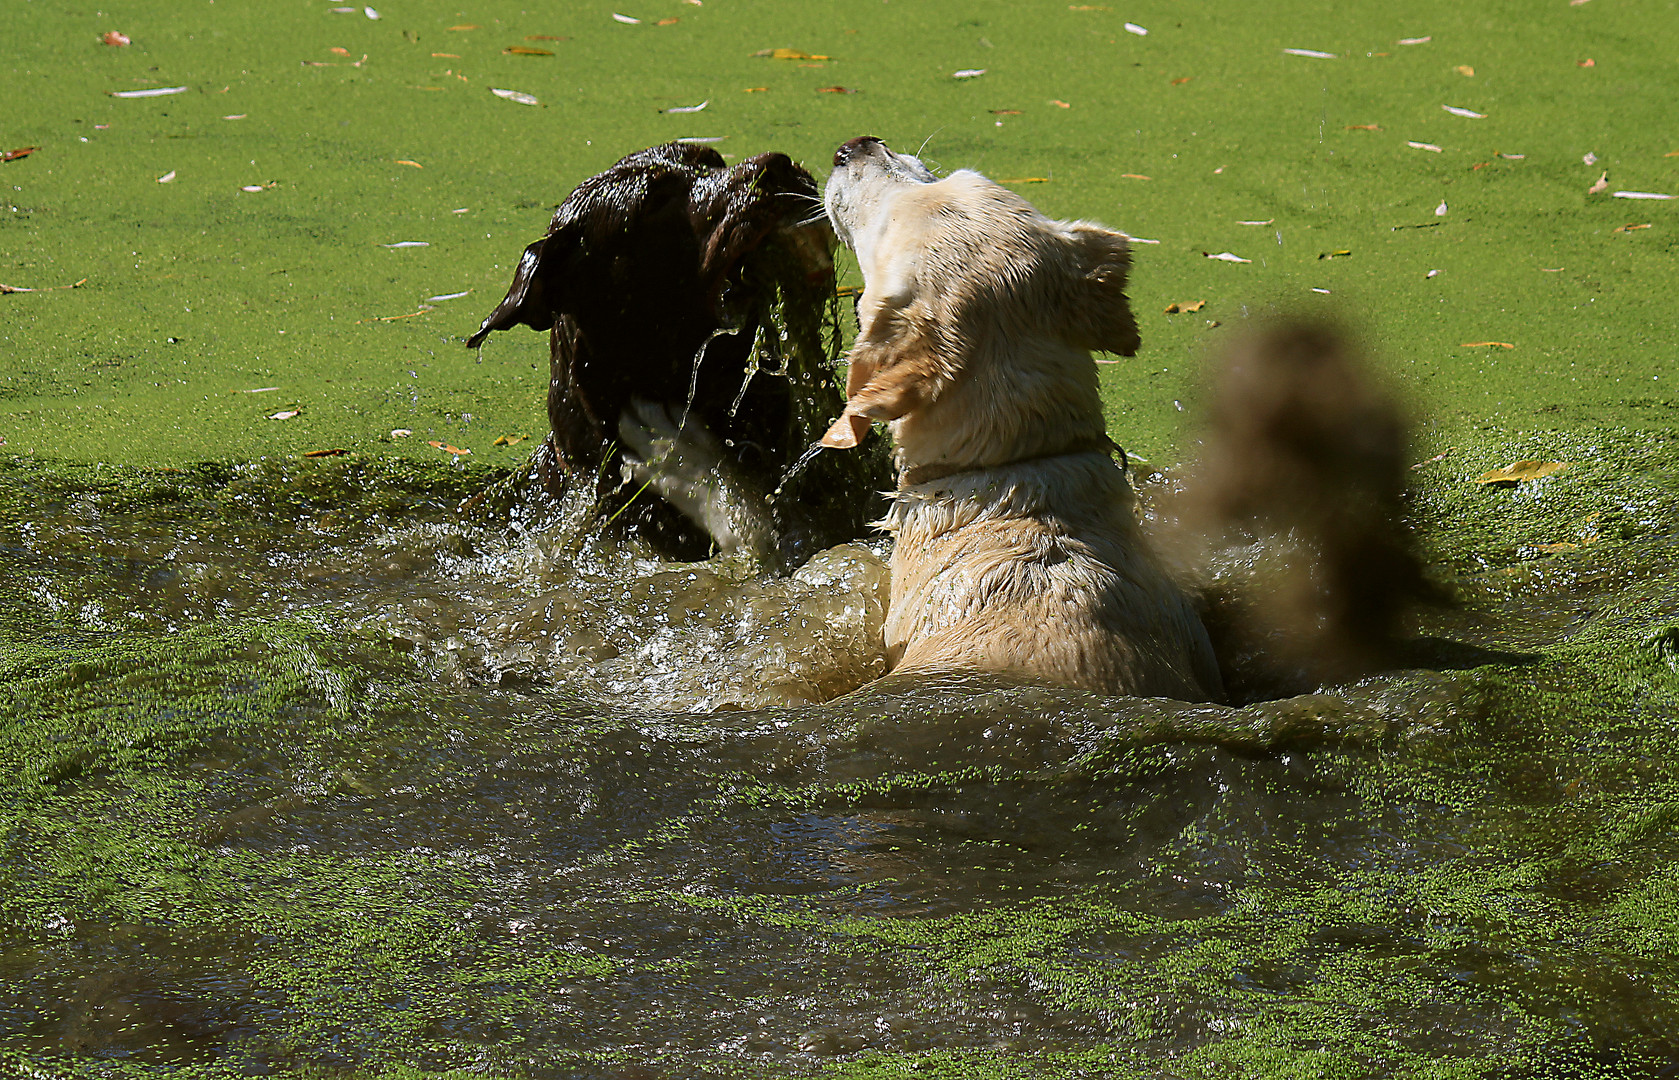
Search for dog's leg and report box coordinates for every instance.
[617,399,776,561]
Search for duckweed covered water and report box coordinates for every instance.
[4,0,1679,1075]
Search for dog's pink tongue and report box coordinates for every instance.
[821,412,870,449]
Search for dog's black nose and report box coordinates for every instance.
[834,136,884,168]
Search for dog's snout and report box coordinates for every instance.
[834,136,884,168]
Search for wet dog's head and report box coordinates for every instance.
[820,137,1141,466]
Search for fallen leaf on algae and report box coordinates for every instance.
[1237,218,1274,225]
[330,46,350,56]
[102,30,131,46]
[1171,76,1192,85]
[303,448,350,458]
[493,434,527,446]
[1318,249,1352,259]
[394,159,422,168]
[1164,300,1205,314]
[1578,58,1596,67]
[1474,460,1567,485]
[1204,251,1251,263]
[757,48,831,60]
[1120,173,1151,180]
[657,18,681,26]
[1588,170,1610,194]
[110,86,190,98]
[2,147,38,163]
[504,46,553,55]
[999,177,1051,183]
[1614,223,1651,232]
[1051,99,1071,108]
[989,109,1023,115]
[447,24,480,30]
[816,86,856,93]
[527,35,569,41]
[491,87,540,105]
[743,86,767,92]
[1454,64,1475,76]
[429,440,472,455]
[269,410,300,421]
[1461,341,1515,348]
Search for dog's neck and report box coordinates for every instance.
[897,435,1124,489]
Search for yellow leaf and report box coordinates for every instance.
[447,24,480,30]
[758,48,832,60]
[428,440,472,455]
[303,448,350,458]
[1474,460,1568,484]
[1163,300,1206,314]
[1614,223,1651,232]
[1454,64,1475,76]
[394,159,422,168]
[1120,173,1151,180]
[1461,341,1514,348]
[493,434,527,447]
[1318,249,1352,259]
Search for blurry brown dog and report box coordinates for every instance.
[820,137,1223,700]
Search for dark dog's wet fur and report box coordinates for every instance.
[468,142,888,561]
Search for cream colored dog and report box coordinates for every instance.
[821,136,1222,700]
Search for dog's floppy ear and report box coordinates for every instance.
[465,225,577,349]
[821,306,953,448]
[1059,223,1141,358]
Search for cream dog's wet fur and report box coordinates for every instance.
[821,136,1222,700]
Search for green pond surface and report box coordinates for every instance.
[4,0,1679,1076]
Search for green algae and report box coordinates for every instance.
[5,0,1679,1076]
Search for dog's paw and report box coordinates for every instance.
[618,399,774,559]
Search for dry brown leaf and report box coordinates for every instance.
[1051,99,1071,108]
[447,24,480,30]
[1171,76,1192,85]
[989,109,1023,115]
[1578,58,1596,67]
[303,448,350,458]
[1454,64,1475,76]
[1614,223,1652,232]
[1120,173,1151,180]
[1461,341,1515,348]
[102,30,130,46]
[431,52,460,58]
[999,177,1051,183]
[1474,460,1567,485]
[2,147,39,163]
[816,85,855,93]
[428,441,472,455]
[527,35,569,40]
[656,17,680,25]
[1345,124,1381,131]
[757,48,832,60]
[743,86,768,92]
[504,46,554,55]
[1163,300,1206,314]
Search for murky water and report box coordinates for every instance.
[3,455,1679,1078]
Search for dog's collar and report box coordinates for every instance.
[898,436,1126,489]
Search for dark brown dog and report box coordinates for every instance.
[468,142,887,561]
